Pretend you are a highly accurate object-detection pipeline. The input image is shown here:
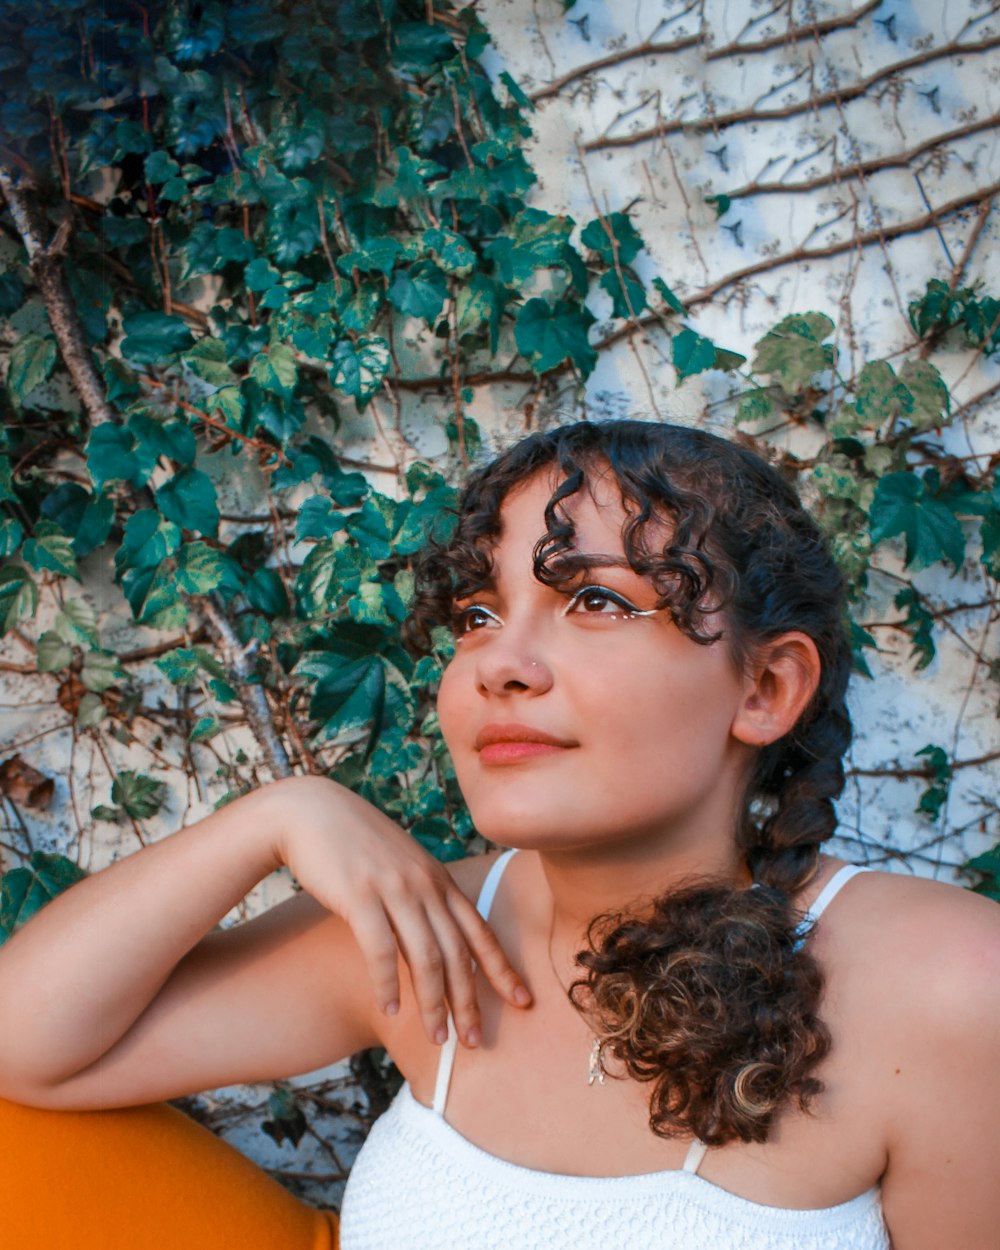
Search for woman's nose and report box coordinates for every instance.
[474,632,554,697]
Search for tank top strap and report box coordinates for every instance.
[431,849,519,1117]
[681,1138,708,1175]
[792,863,871,951]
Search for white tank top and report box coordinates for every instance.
[339,854,889,1250]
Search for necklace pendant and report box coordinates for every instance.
[588,1037,606,1086]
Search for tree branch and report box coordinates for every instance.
[530,0,881,103]
[0,162,116,426]
[583,34,1000,152]
[724,115,1000,202]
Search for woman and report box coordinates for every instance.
[0,420,997,1249]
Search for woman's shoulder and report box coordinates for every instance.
[819,860,1000,1043]
[444,847,512,905]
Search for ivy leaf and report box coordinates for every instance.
[0,565,38,632]
[485,210,574,284]
[514,297,596,377]
[145,149,180,182]
[120,311,194,366]
[706,193,731,218]
[246,567,289,616]
[37,630,73,672]
[156,468,220,537]
[115,510,182,574]
[393,21,456,70]
[23,522,79,579]
[898,359,949,431]
[7,332,57,405]
[175,542,242,597]
[0,519,22,557]
[388,262,448,323]
[752,312,835,391]
[671,327,717,382]
[56,597,99,646]
[250,343,298,398]
[965,845,1000,902]
[296,496,342,540]
[87,424,158,489]
[652,277,685,314]
[189,716,223,743]
[0,852,87,944]
[853,360,912,424]
[182,337,237,386]
[337,238,402,277]
[455,273,505,352]
[81,650,125,693]
[298,651,387,743]
[423,228,475,275]
[329,336,390,407]
[870,473,965,571]
[580,212,644,266]
[599,268,647,319]
[110,770,165,820]
[127,411,197,466]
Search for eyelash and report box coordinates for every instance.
[452,585,655,637]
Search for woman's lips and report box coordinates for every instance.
[474,724,577,766]
[478,740,570,765]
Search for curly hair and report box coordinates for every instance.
[407,419,853,1147]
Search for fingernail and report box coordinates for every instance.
[384,1000,399,1017]
[513,986,531,1006]
[465,1026,481,1047]
[434,1024,448,1045]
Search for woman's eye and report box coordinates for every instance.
[564,585,646,618]
[453,604,502,636]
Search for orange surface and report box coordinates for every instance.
[0,1097,339,1249]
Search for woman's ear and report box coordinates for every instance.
[731,632,822,747]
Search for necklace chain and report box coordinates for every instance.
[547,903,607,1087]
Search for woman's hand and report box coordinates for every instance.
[273,775,531,1049]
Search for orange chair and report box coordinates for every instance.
[0,1097,339,1249]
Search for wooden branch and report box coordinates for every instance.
[593,180,1000,355]
[724,115,1000,201]
[200,596,291,780]
[583,33,1000,152]
[0,162,116,426]
[530,0,881,103]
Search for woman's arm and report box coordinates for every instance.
[877,883,1000,1249]
[0,775,527,1109]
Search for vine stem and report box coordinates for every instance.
[200,596,291,781]
[0,162,116,427]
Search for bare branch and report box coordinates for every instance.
[530,0,881,103]
[0,162,116,426]
[583,34,1000,153]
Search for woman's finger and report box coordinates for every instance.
[344,892,404,1017]
[422,901,483,1047]
[388,901,451,1045]
[448,889,532,1010]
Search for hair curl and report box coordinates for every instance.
[408,419,852,1146]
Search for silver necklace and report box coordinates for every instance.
[547,907,607,1086]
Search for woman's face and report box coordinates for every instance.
[437,469,758,864]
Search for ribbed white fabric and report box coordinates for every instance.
[338,856,889,1250]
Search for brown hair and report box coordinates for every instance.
[408,419,852,1146]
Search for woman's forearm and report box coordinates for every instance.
[0,780,287,1091]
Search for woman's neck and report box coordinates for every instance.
[534,833,751,941]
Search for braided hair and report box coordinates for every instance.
[408,419,853,1146]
